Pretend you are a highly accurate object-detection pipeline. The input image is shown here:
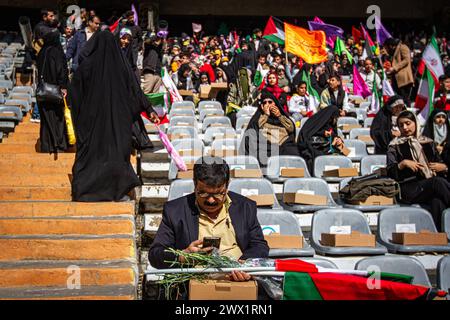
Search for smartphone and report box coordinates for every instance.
[202,237,221,249]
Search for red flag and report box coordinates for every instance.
[275,259,319,273]
[352,26,362,44]
[109,18,121,33]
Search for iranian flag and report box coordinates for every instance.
[369,73,381,115]
[263,16,285,45]
[161,67,183,105]
[278,260,446,300]
[254,63,270,89]
[417,68,436,124]
[301,70,320,110]
[382,74,396,103]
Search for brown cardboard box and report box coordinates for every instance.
[248,194,274,206]
[340,146,352,157]
[230,169,263,178]
[283,193,328,205]
[322,168,358,178]
[178,150,203,157]
[392,230,448,246]
[358,135,374,144]
[200,85,211,99]
[185,162,195,170]
[350,195,394,206]
[189,279,258,300]
[210,123,229,128]
[280,168,305,178]
[264,234,303,249]
[340,124,362,131]
[210,149,238,158]
[214,134,237,141]
[177,170,194,179]
[168,133,189,141]
[174,122,194,127]
[209,83,229,99]
[0,111,15,118]
[321,231,376,247]
[178,90,194,96]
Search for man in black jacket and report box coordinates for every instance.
[142,34,163,94]
[149,157,269,281]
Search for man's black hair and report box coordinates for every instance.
[88,15,100,23]
[41,8,54,18]
[253,28,262,34]
[297,81,307,88]
[194,157,230,188]
[124,10,134,18]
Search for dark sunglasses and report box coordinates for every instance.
[262,99,274,105]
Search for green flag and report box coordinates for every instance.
[334,37,353,64]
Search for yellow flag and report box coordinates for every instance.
[284,23,328,64]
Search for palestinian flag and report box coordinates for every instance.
[109,18,121,34]
[369,73,381,115]
[361,24,379,58]
[254,63,269,88]
[277,259,446,301]
[263,16,285,45]
[301,71,320,109]
[417,35,444,88]
[334,37,353,64]
[417,67,436,125]
[282,272,444,300]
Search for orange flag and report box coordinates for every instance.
[284,23,328,65]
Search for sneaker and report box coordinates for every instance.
[30,118,40,123]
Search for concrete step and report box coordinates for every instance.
[0,262,137,299]
[0,201,135,218]
[0,143,40,153]
[0,238,136,262]
[0,162,72,175]
[13,125,40,134]
[0,152,137,165]
[0,187,72,201]
[0,218,135,237]
[0,174,72,187]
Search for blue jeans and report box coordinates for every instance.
[32,102,40,119]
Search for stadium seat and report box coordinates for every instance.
[281,178,340,213]
[166,126,198,140]
[169,116,197,128]
[0,105,23,123]
[364,118,374,128]
[167,179,195,201]
[235,116,251,134]
[360,155,386,176]
[8,92,32,105]
[359,101,371,110]
[338,117,360,133]
[437,256,450,298]
[228,178,281,209]
[223,155,261,171]
[236,106,257,119]
[203,127,236,145]
[257,209,315,257]
[311,209,387,256]
[443,209,450,241]
[171,101,195,110]
[168,108,195,118]
[0,93,5,104]
[343,139,368,161]
[0,120,15,133]
[355,256,431,287]
[266,156,311,183]
[199,108,224,122]
[198,100,222,113]
[355,108,368,122]
[377,207,450,254]
[12,86,34,96]
[172,138,204,157]
[0,79,13,90]
[314,155,355,183]
[349,128,371,140]
[4,99,30,113]
[202,116,232,132]
[210,138,240,155]
[168,155,202,181]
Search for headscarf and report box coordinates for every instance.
[264,71,284,98]
[242,90,295,163]
[390,112,435,179]
[370,95,407,154]
[422,109,450,146]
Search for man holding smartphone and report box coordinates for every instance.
[149,157,269,282]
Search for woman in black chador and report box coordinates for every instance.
[36,31,69,154]
[69,31,159,202]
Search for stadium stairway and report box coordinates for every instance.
[0,114,139,300]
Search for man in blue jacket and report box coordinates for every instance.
[149,157,269,282]
[66,15,101,73]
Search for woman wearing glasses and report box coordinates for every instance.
[241,90,300,167]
